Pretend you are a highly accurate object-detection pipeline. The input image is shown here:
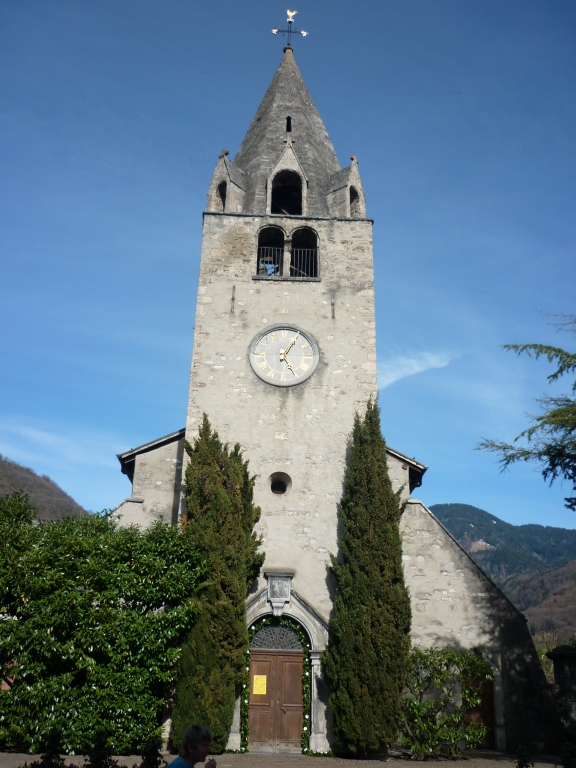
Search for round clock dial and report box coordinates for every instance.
[249,324,320,387]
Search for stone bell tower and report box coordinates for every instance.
[185,45,379,751]
[187,50,375,605]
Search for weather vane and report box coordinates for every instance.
[271,10,308,46]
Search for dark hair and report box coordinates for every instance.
[179,724,212,758]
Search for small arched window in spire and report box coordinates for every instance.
[350,186,360,218]
[271,170,302,216]
[217,181,227,212]
[286,116,292,133]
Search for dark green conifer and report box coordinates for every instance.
[171,415,264,751]
[323,399,411,757]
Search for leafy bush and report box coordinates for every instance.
[399,647,496,759]
[138,738,167,768]
[28,728,67,768]
[0,492,205,754]
[84,731,120,768]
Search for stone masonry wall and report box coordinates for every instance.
[401,499,563,749]
[185,211,376,625]
[115,440,184,527]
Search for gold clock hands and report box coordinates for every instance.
[280,331,300,375]
[283,331,300,357]
[284,358,297,376]
[279,350,297,376]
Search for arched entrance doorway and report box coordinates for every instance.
[248,621,308,753]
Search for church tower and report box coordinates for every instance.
[185,45,377,751]
[187,44,374,597]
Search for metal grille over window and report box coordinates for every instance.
[290,249,317,278]
[290,228,318,278]
[250,625,303,650]
[258,247,284,276]
[256,226,318,279]
[257,226,284,276]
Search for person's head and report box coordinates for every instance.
[179,724,213,763]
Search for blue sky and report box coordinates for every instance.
[1,0,575,526]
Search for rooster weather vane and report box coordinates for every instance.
[271,9,308,46]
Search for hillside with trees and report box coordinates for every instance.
[430,502,576,584]
[430,502,576,637]
[508,559,576,637]
[0,454,87,519]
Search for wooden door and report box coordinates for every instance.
[248,653,275,751]
[248,650,304,753]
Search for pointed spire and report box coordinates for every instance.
[234,47,340,216]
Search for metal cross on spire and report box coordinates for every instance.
[271,9,309,46]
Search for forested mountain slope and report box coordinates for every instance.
[429,502,576,586]
[0,454,87,520]
[504,559,576,636]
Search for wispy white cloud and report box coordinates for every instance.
[0,416,135,511]
[0,417,122,473]
[378,351,454,389]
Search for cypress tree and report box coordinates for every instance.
[323,399,411,757]
[171,415,264,752]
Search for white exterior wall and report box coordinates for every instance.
[185,211,376,625]
[115,440,184,527]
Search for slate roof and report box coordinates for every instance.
[223,156,246,191]
[327,166,353,195]
[234,46,341,216]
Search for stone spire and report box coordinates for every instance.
[234,46,341,216]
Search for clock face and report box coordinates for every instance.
[249,324,320,387]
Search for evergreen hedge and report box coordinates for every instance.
[171,416,264,752]
[323,399,411,757]
[0,492,205,754]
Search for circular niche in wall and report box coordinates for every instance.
[269,472,292,495]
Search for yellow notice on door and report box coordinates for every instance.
[253,675,267,695]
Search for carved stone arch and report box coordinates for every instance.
[256,225,286,276]
[205,155,246,214]
[288,226,319,279]
[349,186,361,218]
[271,170,303,216]
[207,175,229,213]
[246,588,328,651]
[346,163,366,218]
[230,586,330,753]
[290,225,318,249]
[266,143,308,216]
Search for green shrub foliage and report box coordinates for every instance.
[138,738,167,768]
[171,415,264,752]
[400,647,496,759]
[0,492,205,754]
[322,399,411,756]
[29,728,67,768]
[84,731,120,768]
